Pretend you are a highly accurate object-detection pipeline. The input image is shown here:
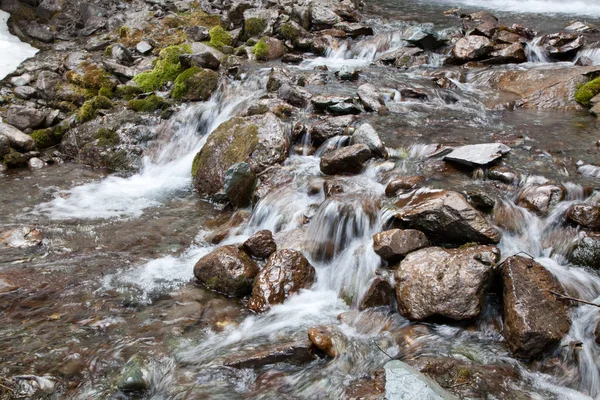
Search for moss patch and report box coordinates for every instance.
[252,40,269,61]
[66,62,114,92]
[171,67,219,100]
[3,151,28,168]
[98,86,113,98]
[208,26,233,51]
[96,128,120,147]
[78,95,114,123]
[31,126,66,149]
[244,17,266,38]
[280,22,300,41]
[115,85,143,100]
[128,94,170,112]
[575,77,600,107]
[133,45,191,92]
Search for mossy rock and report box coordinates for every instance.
[128,94,170,112]
[208,26,233,51]
[96,128,120,147]
[78,95,113,123]
[171,67,219,101]
[575,77,600,107]
[3,151,28,168]
[115,85,143,100]
[252,40,269,61]
[280,22,301,41]
[244,17,266,38]
[133,45,191,92]
[252,38,285,61]
[31,125,67,149]
[66,62,114,91]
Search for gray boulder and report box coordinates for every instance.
[0,123,35,151]
[443,143,510,168]
[351,123,386,158]
[6,106,46,130]
[180,52,221,71]
[451,36,492,62]
[357,83,384,112]
[384,360,458,400]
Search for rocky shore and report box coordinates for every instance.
[1,0,600,398]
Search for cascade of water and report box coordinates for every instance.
[575,48,600,65]
[526,36,550,63]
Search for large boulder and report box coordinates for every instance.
[372,229,429,261]
[394,246,500,320]
[320,144,372,175]
[566,204,600,229]
[193,245,260,297]
[310,5,342,30]
[0,123,35,151]
[6,106,46,130]
[192,113,290,202]
[248,249,315,312]
[394,190,501,245]
[517,184,565,214]
[357,83,384,112]
[501,256,571,358]
[451,35,492,62]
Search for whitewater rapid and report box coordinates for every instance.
[0,10,37,81]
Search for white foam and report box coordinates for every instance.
[0,11,37,80]
[427,0,600,17]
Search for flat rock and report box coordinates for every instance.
[443,143,511,168]
[224,340,315,368]
[384,360,457,400]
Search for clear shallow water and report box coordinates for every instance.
[0,10,37,81]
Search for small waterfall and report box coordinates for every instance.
[575,48,600,66]
[37,75,266,220]
[526,36,550,63]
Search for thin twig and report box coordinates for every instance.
[372,341,394,360]
[448,382,469,389]
[548,290,600,308]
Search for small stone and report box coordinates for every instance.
[517,184,565,214]
[320,144,373,175]
[28,157,45,169]
[308,326,338,357]
[136,41,153,55]
[118,356,149,393]
[223,162,256,208]
[11,74,32,87]
[359,277,393,310]
[566,204,600,229]
[14,86,37,100]
[186,26,210,41]
[243,230,276,259]
[373,229,429,261]
[350,123,387,158]
[385,176,425,196]
[336,65,359,81]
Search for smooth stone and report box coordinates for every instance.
[384,360,457,400]
[443,143,511,168]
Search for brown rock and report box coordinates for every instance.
[193,245,260,297]
[309,115,355,144]
[248,249,315,312]
[359,277,393,310]
[243,230,277,259]
[308,326,338,357]
[451,35,492,62]
[395,246,500,320]
[344,370,385,400]
[320,144,372,175]
[224,340,315,368]
[517,184,565,214]
[566,204,600,229]
[372,229,429,261]
[0,277,18,294]
[501,256,571,358]
[323,180,344,197]
[385,176,425,196]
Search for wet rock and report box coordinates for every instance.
[25,23,55,42]
[205,210,251,245]
[0,277,18,294]
[373,229,429,261]
[484,42,527,65]
[376,46,424,67]
[502,256,571,358]
[358,83,384,112]
[28,157,45,169]
[569,231,600,268]
[193,245,260,297]
[385,176,426,196]
[266,67,293,92]
[310,5,342,30]
[312,95,354,110]
[320,144,372,175]
[451,35,492,62]
[192,113,289,201]
[334,22,373,38]
[248,249,315,312]
[118,356,149,394]
[329,101,362,115]
[395,245,500,320]
[443,143,511,168]
[517,184,565,214]
[0,122,35,151]
[14,86,37,100]
[278,83,311,108]
[565,21,599,33]
[406,29,446,50]
[13,375,56,398]
[395,190,502,245]
[336,65,359,81]
[488,166,518,184]
[224,340,315,368]
[566,204,600,229]
[309,115,355,144]
[308,326,338,357]
[384,360,456,400]
[464,190,496,213]
[243,230,277,259]
[540,32,584,61]
[282,53,304,64]
[223,162,256,208]
[494,29,525,45]
[323,180,344,197]
[6,105,46,130]
[0,135,9,159]
[359,277,394,310]
[345,370,386,400]
[576,56,594,67]
[350,123,386,158]
[180,52,221,71]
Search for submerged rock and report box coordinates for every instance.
[224,340,315,368]
[243,230,277,259]
[395,190,502,245]
[320,144,372,175]
[385,176,426,196]
[372,229,429,261]
[443,143,511,168]
[308,326,339,357]
[194,245,260,297]
[118,356,150,394]
[394,246,500,320]
[192,113,289,201]
[248,249,315,312]
[501,256,571,358]
[384,360,457,400]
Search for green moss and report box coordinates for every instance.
[67,62,114,91]
[575,77,600,107]
[104,45,113,57]
[3,151,27,168]
[98,86,113,98]
[171,67,219,100]
[244,17,266,38]
[133,45,191,92]
[119,26,130,38]
[96,128,120,147]
[128,94,170,112]
[78,96,113,123]
[31,126,67,149]
[208,26,233,51]
[252,40,269,61]
[115,85,143,100]
[280,22,300,41]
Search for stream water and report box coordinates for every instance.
[1,1,600,399]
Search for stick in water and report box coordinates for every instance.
[548,290,600,308]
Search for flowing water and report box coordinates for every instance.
[0,11,37,81]
[2,1,600,399]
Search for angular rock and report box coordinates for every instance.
[373,229,429,261]
[0,135,9,158]
[6,106,46,130]
[566,204,600,229]
[406,29,445,50]
[14,86,37,100]
[35,71,61,98]
[540,32,584,61]
[395,246,500,320]
[111,44,133,64]
[277,83,311,108]
[565,21,598,33]
[320,144,372,175]
[192,113,289,200]
[0,123,34,152]
[224,340,315,368]
[385,176,425,196]
[186,26,209,42]
[328,101,362,115]
[248,249,315,312]
[358,83,384,112]
[443,143,511,168]
[243,8,278,38]
[25,23,54,42]
[501,256,571,358]
[180,52,221,71]
[517,185,565,214]
[37,0,63,20]
[334,22,373,38]
[351,123,386,158]
[451,35,492,62]
[395,190,502,245]
[193,245,260,297]
[243,230,276,259]
[569,231,600,268]
[484,42,527,65]
[223,162,256,208]
[336,65,359,81]
[384,360,457,400]
[310,5,341,30]
[135,41,153,55]
[309,115,355,144]
[359,277,394,310]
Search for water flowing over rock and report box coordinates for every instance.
[443,143,511,168]
[193,245,260,297]
[320,144,372,175]
[350,123,387,158]
[359,277,394,310]
[569,231,600,268]
[394,190,501,245]
[248,249,315,312]
[539,32,584,61]
[384,360,457,400]
[309,115,355,144]
[394,246,500,321]
[372,229,429,261]
[451,36,492,63]
[517,184,565,215]
[385,176,426,196]
[224,340,315,368]
[308,326,339,357]
[501,256,571,358]
[357,83,384,112]
[243,229,277,259]
[192,112,290,201]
